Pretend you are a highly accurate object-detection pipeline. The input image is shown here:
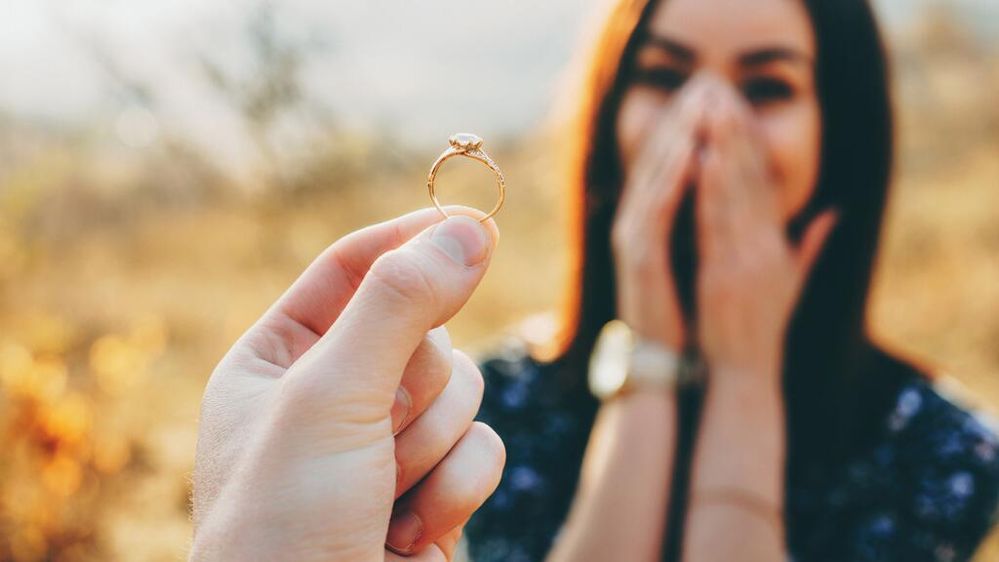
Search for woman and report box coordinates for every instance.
[464,0,999,560]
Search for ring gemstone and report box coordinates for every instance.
[449,133,483,152]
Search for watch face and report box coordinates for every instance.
[588,320,633,400]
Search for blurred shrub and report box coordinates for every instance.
[0,316,166,561]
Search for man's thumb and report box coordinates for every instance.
[282,214,497,422]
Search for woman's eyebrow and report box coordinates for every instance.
[738,47,814,67]
[641,32,813,69]
[641,33,695,63]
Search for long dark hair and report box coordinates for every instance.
[540,0,932,558]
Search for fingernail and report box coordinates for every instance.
[391,387,411,435]
[386,511,423,554]
[430,215,490,266]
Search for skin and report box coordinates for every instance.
[549,0,838,559]
[190,207,506,562]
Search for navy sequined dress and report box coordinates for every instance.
[464,339,999,562]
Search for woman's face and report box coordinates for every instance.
[616,0,820,221]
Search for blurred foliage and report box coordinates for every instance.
[0,316,166,560]
[0,5,997,562]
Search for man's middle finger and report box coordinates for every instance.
[393,326,454,436]
[394,349,484,498]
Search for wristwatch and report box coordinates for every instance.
[588,319,686,402]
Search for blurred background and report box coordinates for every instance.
[0,1,997,560]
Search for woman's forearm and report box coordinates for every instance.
[546,391,677,562]
[682,374,787,561]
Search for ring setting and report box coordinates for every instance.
[449,133,484,152]
[427,133,506,223]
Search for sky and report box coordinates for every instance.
[1,0,996,169]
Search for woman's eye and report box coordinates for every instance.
[742,78,794,104]
[632,67,687,92]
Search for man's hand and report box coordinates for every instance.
[190,206,506,562]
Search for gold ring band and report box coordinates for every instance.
[427,133,506,223]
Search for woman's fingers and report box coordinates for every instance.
[701,90,743,225]
[613,77,708,266]
[611,76,715,351]
[705,86,778,226]
[697,138,732,263]
[794,208,839,277]
[393,326,453,436]
[698,82,777,261]
[625,77,708,215]
[394,350,484,498]
[634,73,711,175]
[386,421,505,556]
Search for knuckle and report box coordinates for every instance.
[469,421,506,467]
[732,255,751,276]
[427,325,452,355]
[610,220,632,251]
[276,369,322,413]
[748,246,776,272]
[277,367,383,431]
[412,331,454,382]
[453,350,485,401]
[610,223,623,247]
[703,269,731,297]
[368,250,441,310]
[700,273,719,296]
[742,255,762,275]
[624,247,658,275]
[449,423,506,506]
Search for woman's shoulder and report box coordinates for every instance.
[884,373,999,471]
[860,345,999,464]
[873,372,999,545]
[790,370,999,560]
[469,315,598,424]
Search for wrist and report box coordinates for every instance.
[612,385,678,411]
[709,364,782,397]
[706,375,785,429]
[703,372,786,460]
[589,319,684,402]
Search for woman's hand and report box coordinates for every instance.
[695,83,838,384]
[682,80,837,562]
[190,207,506,562]
[611,76,712,349]
[549,77,719,562]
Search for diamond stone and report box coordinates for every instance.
[449,133,483,151]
